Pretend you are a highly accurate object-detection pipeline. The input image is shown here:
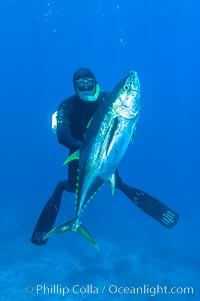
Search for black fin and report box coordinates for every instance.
[118,183,179,228]
[31,183,64,245]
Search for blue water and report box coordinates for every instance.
[1,0,200,300]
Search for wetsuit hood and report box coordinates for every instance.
[73,67,99,102]
[73,67,96,85]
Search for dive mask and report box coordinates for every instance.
[75,78,96,92]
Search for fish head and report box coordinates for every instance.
[112,71,141,119]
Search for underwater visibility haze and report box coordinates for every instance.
[0,0,200,300]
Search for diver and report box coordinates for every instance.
[31,67,179,245]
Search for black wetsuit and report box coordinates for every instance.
[31,91,178,246]
[56,92,108,192]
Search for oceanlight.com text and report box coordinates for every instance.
[24,283,195,297]
[107,284,194,296]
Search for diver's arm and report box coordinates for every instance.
[56,102,82,149]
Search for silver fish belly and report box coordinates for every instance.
[44,71,141,250]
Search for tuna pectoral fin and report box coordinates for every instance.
[44,219,99,251]
[63,150,80,165]
[131,132,135,143]
[108,173,116,196]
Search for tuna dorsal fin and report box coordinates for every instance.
[108,173,116,196]
[63,150,80,165]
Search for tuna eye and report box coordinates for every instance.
[124,84,130,91]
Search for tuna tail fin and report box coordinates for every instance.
[43,219,99,251]
[78,223,99,251]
